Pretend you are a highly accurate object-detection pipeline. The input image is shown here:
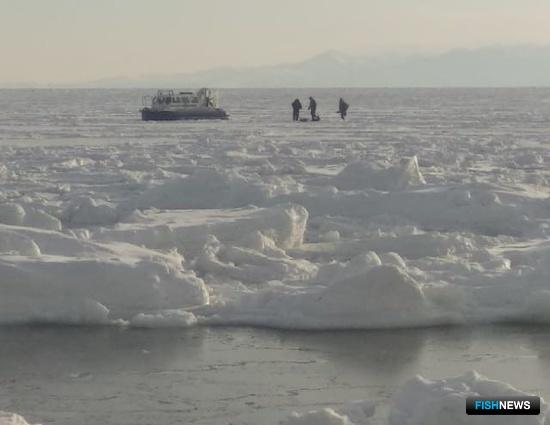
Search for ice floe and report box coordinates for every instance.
[284,372,548,425]
[0,412,38,425]
[1,125,550,330]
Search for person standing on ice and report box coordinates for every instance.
[308,97,318,120]
[338,98,349,120]
[291,98,302,121]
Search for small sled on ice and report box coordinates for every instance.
[299,115,320,122]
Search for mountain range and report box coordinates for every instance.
[10,45,550,88]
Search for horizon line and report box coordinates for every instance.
[2,85,550,90]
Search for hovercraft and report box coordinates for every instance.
[140,88,228,121]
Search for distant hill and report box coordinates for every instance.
[28,45,550,88]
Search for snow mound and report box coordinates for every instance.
[297,232,476,262]
[62,197,118,226]
[0,203,26,226]
[0,203,61,230]
[318,265,427,325]
[0,228,41,256]
[279,185,537,237]
[23,207,62,230]
[0,411,38,425]
[130,309,198,328]
[0,227,209,325]
[334,157,425,191]
[131,168,301,210]
[201,264,431,329]
[389,371,547,425]
[96,204,308,259]
[195,235,317,283]
[284,373,546,425]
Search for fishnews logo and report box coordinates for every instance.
[466,396,540,415]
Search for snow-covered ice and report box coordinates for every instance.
[284,371,548,425]
[0,412,37,425]
[2,88,550,330]
[3,88,550,423]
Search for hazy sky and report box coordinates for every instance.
[1,0,550,84]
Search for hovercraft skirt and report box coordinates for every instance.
[141,108,228,121]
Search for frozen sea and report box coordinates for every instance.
[2,325,550,425]
[2,88,550,424]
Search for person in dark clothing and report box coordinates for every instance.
[338,97,349,120]
[291,98,302,121]
[308,97,317,120]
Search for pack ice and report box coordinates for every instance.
[1,131,550,328]
[283,371,548,425]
